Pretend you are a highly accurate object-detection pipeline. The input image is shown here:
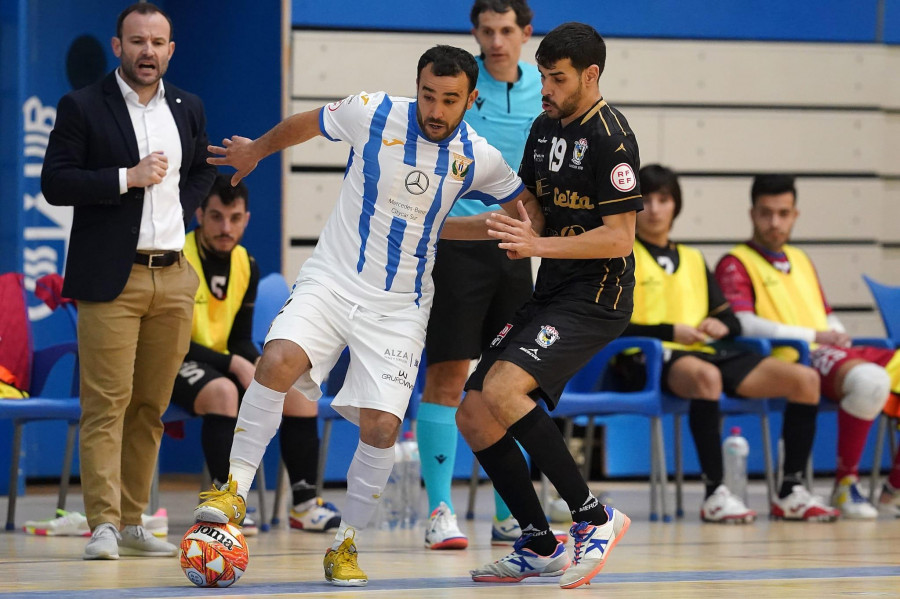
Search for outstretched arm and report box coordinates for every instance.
[489,209,635,260]
[208,107,323,185]
[440,189,542,242]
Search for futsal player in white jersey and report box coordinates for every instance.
[193,45,542,586]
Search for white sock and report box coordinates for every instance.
[295,497,317,512]
[228,379,286,497]
[331,440,395,549]
[331,522,357,550]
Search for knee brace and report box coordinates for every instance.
[840,363,891,420]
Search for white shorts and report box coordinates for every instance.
[265,279,425,426]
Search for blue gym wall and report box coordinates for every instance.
[293,0,900,43]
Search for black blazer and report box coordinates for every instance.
[42,71,217,302]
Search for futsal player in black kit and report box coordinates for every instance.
[457,22,642,589]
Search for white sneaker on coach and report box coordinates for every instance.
[424,502,468,550]
[700,485,756,524]
[83,523,120,560]
[831,475,878,519]
[118,525,178,556]
[559,506,631,589]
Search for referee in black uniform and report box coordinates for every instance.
[458,23,642,588]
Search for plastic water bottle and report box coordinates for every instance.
[372,432,421,529]
[722,426,750,505]
[398,431,421,528]
[373,443,405,530]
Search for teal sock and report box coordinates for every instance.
[417,402,458,513]
[493,487,512,521]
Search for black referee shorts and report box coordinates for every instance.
[465,297,630,409]
[425,239,533,364]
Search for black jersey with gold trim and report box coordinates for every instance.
[519,98,643,310]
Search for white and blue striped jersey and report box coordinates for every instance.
[297,91,525,317]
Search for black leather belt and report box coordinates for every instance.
[134,251,181,269]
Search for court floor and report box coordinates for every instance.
[1,477,898,598]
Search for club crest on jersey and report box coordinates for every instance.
[535,325,559,348]
[450,153,473,181]
[491,323,514,348]
[571,138,588,166]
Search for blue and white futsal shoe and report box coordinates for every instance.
[471,534,570,583]
[559,506,631,589]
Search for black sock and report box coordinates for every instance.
[780,472,805,498]
[689,400,723,499]
[279,416,320,506]
[474,433,557,556]
[508,406,607,526]
[780,403,817,498]
[201,413,237,486]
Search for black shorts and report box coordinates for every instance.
[425,239,533,365]
[465,298,630,409]
[171,360,243,416]
[616,348,764,398]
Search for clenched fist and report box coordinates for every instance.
[127,151,168,188]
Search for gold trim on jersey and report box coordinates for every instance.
[610,110,627,136]
[612,257,625,310]
[595,262,611,304]
[581,99,608,127]
[596,194,642,205]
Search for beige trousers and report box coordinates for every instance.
[77,256,198,529]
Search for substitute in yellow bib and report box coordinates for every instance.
[715,174,900,519]
[619,165,835,523]
[172,174,341,535]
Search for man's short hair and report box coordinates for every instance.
[469,0,533,29]
[535,22,606,77]
[417,45,479,94]
[639,164,682,221]
[202,173,249,211]
[751,174,797,206]
[116,2,173,40]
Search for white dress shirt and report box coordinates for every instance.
[115,69,184,251]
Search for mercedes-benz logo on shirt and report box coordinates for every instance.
[405,170,429,195]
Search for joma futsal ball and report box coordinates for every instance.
[180,522,249,587]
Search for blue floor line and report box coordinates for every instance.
[2,566,899,598]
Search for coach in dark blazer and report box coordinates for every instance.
[41,3,215,560]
